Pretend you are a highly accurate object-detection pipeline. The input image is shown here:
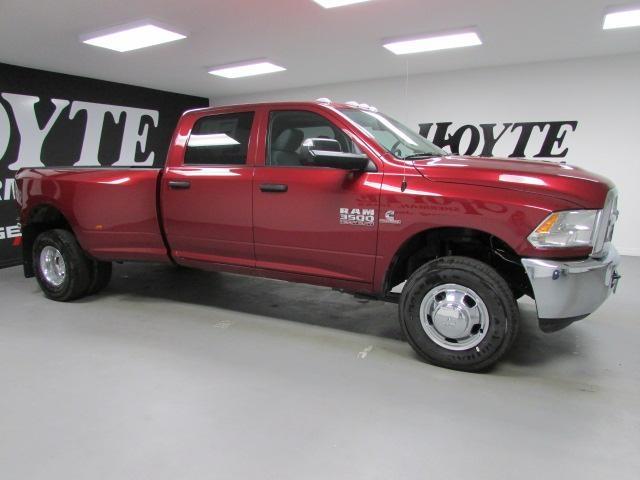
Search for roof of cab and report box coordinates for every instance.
[182,100,360,116]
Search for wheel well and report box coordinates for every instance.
[21,205,72,277]
[384,227,532,299]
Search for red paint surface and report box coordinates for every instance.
[15,102,614,295]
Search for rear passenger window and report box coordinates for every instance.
[185,112,254,165]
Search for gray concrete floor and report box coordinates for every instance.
[0,257,639,480]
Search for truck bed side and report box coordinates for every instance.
[16,168,170,264]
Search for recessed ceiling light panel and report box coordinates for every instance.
[208,61,286,79]
[81,21,186,52]
[383,30,482,55]
[603,7,640,29]
[313,0,372,8]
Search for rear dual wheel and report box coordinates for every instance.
[33,229,112,301]
[399,256,519,372]
[87,260,112,296]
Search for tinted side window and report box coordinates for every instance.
[267,110,358,167]
[185,112,254,165]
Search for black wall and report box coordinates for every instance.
[0,62,208,268]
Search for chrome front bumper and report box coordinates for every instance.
[521,246,621,332]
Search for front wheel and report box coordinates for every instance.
[399,256,519,372]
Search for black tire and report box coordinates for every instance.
[399,256,519,372]
[33,229,91,302]
[86,260,112,295]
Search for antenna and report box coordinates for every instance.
[401,58,410,192]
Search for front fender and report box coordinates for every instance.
[372,174,590,293]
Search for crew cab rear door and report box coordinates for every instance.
[161,108,257,268]
[252,106,383,285]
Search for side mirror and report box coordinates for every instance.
[301,138,372,171]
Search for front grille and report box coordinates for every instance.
[591,188,618,258]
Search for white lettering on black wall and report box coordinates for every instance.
[115,106,159,167]
[0,93,160,170]
[2,93,70,169]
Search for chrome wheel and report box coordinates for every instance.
[419,283,489,351]
[39,246,66,287]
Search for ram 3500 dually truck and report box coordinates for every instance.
[15,101,621,371]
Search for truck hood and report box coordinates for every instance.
[411,155,613,208]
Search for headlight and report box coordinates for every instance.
[528,210,599,248]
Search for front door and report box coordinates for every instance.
[162,110,256,268]
[253,109,382,284]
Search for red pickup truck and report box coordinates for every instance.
[15,100,621,371]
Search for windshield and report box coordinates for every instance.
[338,108,445,160]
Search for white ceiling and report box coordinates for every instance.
[1,0,639,99]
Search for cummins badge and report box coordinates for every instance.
[380,210,401,225]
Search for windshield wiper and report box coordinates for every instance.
[403,152,442,160]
